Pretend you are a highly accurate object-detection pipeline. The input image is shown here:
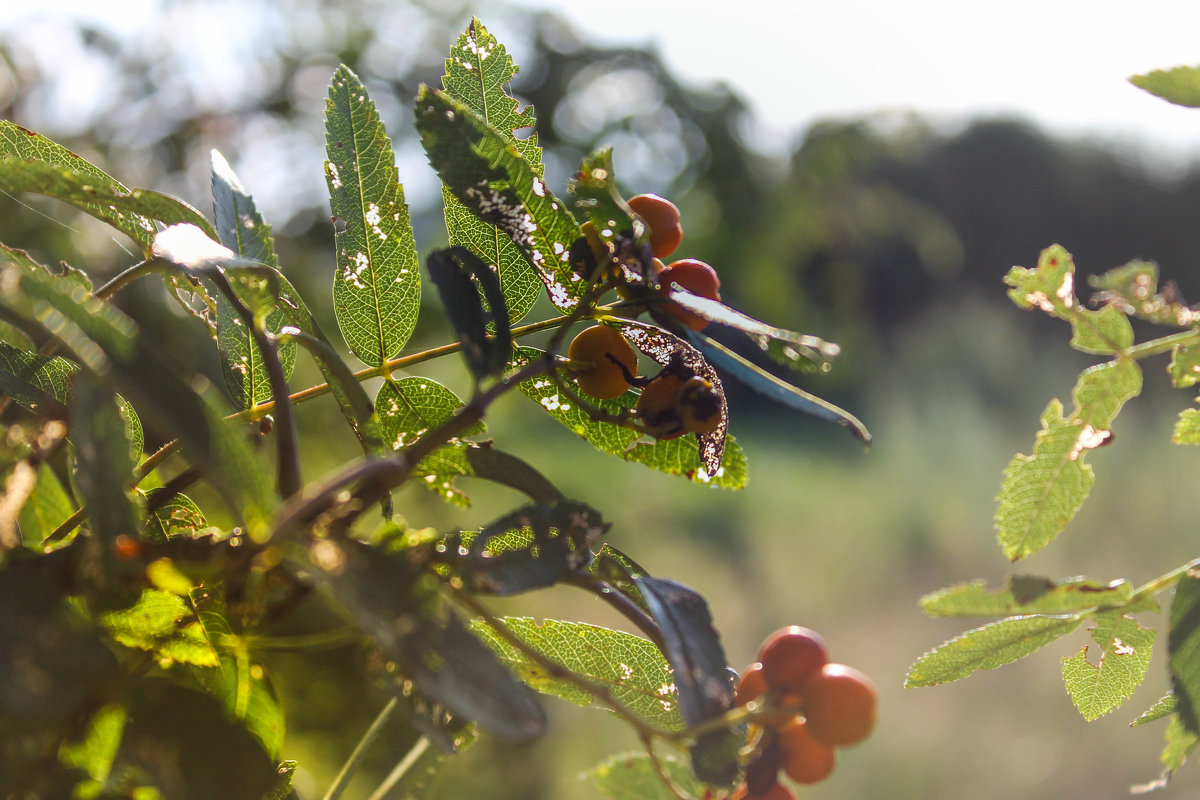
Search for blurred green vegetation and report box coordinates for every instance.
[2,1,1200,797]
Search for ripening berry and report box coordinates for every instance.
[634,373,686,439]
[627,193,683,259]
[736,663,769,706]
[777,718,836,785]
[567,325,637,400]
[758,626,828,693]
[656,258,721,331]
[677,376,722,435]
[802,662,877,747]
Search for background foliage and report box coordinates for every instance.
[3,1,1200,798]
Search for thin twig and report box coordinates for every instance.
[364,736,431,800]
[321,697,399,800]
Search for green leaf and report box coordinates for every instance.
[588,544,653,616]
[1130,65,1200,108]
[588,752,707,800]
[143,490,208,542]
[192,588,284,757]
[921,576,1133,617]
[1061,612,1155,721]
[426,246,513,379]
[314,539,546,741]
[635,577,738,786]
[440,500,608,595]
[71,373,139,553]
[262,761,298,800]
[59,704,126,783]
[996,358,1142,561]
[376,376,484,506]
[1090,260,1200,327]
[324,65,420,369]
[0,158,214,253]
[513,347,747,488]
[99,589,218,668]
[905,614,1083,687]
[470,617,684,731]
[1169,346,1200,389]
[17,463,75,543]
[0,342,144,461]
[1169,572,1200,734]
[0,257,273,532]
[1132,691,1177,727]
[415,85,583,312]
[1005,245,1134,354]
[440,18,544,324]
[1173,408,1200,445]
[210,150,296,409]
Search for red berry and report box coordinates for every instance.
[778,718,836,784]
[656,258,720,331]
[628,193,683,259]
[802,663,877,747]
[757,626,828,693]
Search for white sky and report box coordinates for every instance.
[525,0,1200,163]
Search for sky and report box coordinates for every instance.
[523,0,1200,164]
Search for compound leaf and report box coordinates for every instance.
[1130,65,1200,108]
[1169,572,1200,734]
[325,65,420,368]
[588,752,706,800]
[415,85,583,312]
[996,357,1141,561]
[905,614,1083,687]
[376,376,484,506]
[513,347,746,489]
[1061,612,1155,721]
[210,150,296,409]
[470,617,684,731]
[921,576,1132,617]
[440,18,543,323]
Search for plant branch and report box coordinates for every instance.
[1125,329,1200,361]
[321,697,399,800]
[364,736,431,800]
[208,269,301,500]
[564,574,665,652]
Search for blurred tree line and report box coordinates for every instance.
[4,2,1200,795]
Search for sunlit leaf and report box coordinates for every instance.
[376,376,484,506]
[1005,245,1134,354]
[143,490,208,542]
[470,617,684,731]
[415,85,583,311]
[210,150,296,409]
[100,589,218,668]
[1173,407,1200,445]
[17,464,75,544]
[996,358,1141,561]
[325,65,420,368]
[1061,612,1155,721]
[58,704,126,783]
[921,576,1133,617]
[440,18,544,323]
[1132,691,1177,727]
[192,588,284,757]
[513,347,746,489]
[588,752,706,800]
[1090,260,1200,328]
[905,614,1083,687]
[1169,572,1200,734]
[1130,65,1200,108]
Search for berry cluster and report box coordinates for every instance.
[563,193,726,439]
[733,627,877,798]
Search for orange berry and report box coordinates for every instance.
[627,193,683,259]
[758,626,828,694]
[656,258,720,331]
[567,325,637,400]
[634,373,686,439]
[777,718,836,785]
[730,781,796,800]
[736,663,769,706]
[802,663,877,747]
[677,376,722,435]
